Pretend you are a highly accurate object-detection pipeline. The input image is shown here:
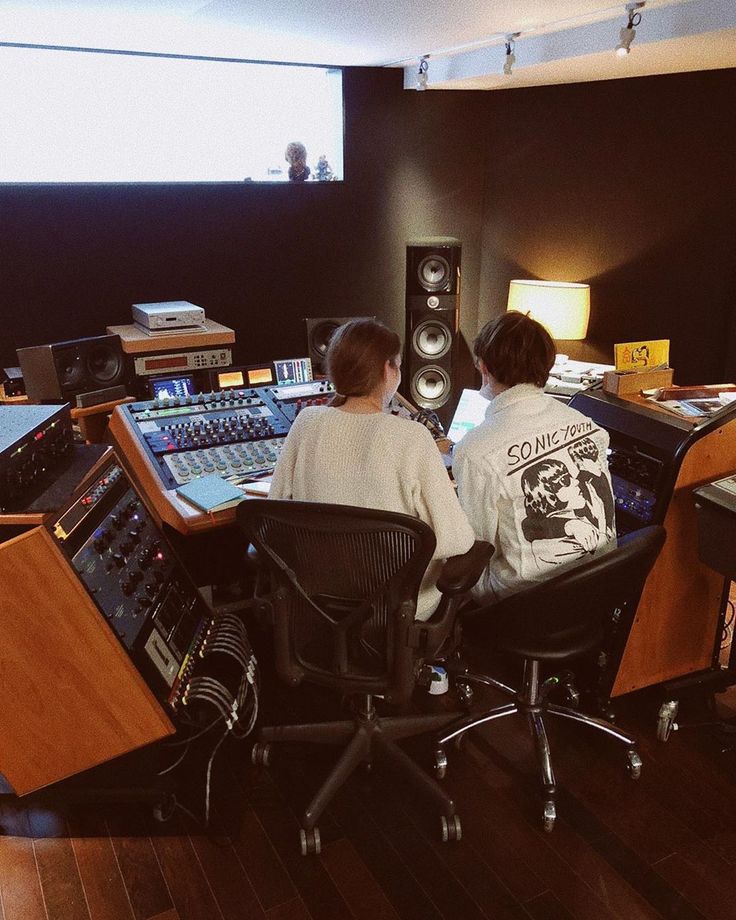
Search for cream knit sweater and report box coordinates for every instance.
[269,406,475,620]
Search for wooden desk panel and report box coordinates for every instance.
[0,527,174,794]
[612,418,736,696]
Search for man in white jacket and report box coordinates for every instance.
[452,311,616,604]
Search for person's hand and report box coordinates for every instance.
[564,519,599,552]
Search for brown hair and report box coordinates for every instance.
[473,311,555,389]
[326,319,401,397]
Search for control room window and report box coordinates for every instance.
[0,46,344,184]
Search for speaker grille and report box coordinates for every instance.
[410,365,451,409]
[416,255,451,292]
[86,343,124,384]
[412,319,452,360]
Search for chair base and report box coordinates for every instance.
[258,696,462,833]
[436,660,642,831]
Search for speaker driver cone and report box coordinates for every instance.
[87,344,123,384]
[416,255,450,292]
[312,322,340,357]
[413,319,451,360]
[56,354,85,389]
[410,365,451,409]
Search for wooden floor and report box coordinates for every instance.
[2,667,736,920]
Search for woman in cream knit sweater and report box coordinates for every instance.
[269,319,475,620]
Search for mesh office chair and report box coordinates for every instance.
[436,524,666,832]
[237,499,492,855]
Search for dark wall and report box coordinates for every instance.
[0,68,488,382]
[4,65,735,387]
[479,68,736,383]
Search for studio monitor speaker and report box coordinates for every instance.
[305,316,375,372]
[404,239,461,426]
[17,334,131,404]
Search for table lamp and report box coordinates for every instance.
[507,280,590,340]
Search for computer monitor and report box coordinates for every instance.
[446,388,490,444]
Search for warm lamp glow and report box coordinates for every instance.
[507,280,590,340]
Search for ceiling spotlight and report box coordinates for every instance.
[615,2,644,56]
[503,33,520,76]
[416,55,429,91]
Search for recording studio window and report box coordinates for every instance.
[0,47,344,183]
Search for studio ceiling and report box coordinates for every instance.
[0,0,734,90]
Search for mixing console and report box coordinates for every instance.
[264,379,335,423]
[117,388,291,489]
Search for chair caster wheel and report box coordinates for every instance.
[627,749,643,779]
[543,800,556,833]
[434,748,448,779]
[251,742,272,767]
[456,680,474,708]
[300,827,321,856]
[440,814,462,842]
[153,794,176,823]
[657,700,679,742]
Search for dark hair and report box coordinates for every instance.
[326,319,401,397]
[521,459,572,515]
[473,311,556,389]
[568,436,600,464]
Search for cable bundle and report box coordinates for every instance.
[161,613,259,828]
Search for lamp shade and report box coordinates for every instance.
[507,280,590,340]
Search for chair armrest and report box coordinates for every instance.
[436,541,494,596]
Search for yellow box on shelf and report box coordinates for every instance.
[614,339,670,372]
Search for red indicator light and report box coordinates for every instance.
[35,431,45,440]
[156,552,164,560]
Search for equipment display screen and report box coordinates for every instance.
[248,367,275,385]
[274,358,312,385]
[150,375,195,401]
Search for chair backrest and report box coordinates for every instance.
[237,499,437,702]
[473,525,667,660]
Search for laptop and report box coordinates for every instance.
[445,388,490,447]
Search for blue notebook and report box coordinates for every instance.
[176,474,245,512]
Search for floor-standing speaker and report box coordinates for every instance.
[404,239,461,427]
[305,316,374,373]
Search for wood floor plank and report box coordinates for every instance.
[471,710,697,866]
[448,739,629,920]
[0,836,47,920]
[524,892,576,920]
[320,839,400,920]
[653,841,736,920]
[33,837,91,920]
[187,822,266,920]
[109,835,174,920]
[247,796,354,920]
[328,786,444,920]
[67,810,134,920]
[362,782,489,920]
[149,827,224,920]
[70,836,135,920]
[265,897,312,920]
[231,808,297,913]
[147,911,181,920]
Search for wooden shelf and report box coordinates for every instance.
[107,319,235,354]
